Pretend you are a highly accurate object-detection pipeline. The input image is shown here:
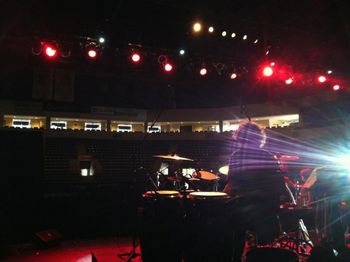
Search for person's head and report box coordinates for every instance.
[233,121,266,148]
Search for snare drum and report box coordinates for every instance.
[139,190,183,262]
[184,191,234,262]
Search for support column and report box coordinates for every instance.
[45,116,51,130]
[219,120,223,133]
[144,122,148,133]
[107,119,111,132]
[0,114,4,128]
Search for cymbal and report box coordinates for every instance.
[192,170,219,180]
[153,154,194,161]
[219,165,229,175]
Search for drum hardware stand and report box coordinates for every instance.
[273,218,313,256]
[118,171,160,262]
[118,236,141,262]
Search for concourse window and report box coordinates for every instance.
[147,125,161,133]
[84,122,102,131]
[50,121,67,130]
[12,119,31,128]
[117,124,132,132]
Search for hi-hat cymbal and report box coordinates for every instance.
[192,170,219,180]
[153,154,194,161]
[219,165,229,175]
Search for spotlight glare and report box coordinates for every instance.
[333,84,340,91]
[243,35,247,40]
[179,49,185,55]
[318,75,327,83]
[254,39,259,44]
[164,63,173,72]
[230,73,237,79]
[262,66,273,77]
[193,22,202,32]
[327,70,333,74]
[265,50,270,55]
[231,32,236,38]
[208,26,214,33]
[222,31,227,37]
[200,68,207,76]
[131,53,141,63]
[98,37,105,44]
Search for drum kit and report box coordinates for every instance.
[138,154,234,262]
[138,153,316,262]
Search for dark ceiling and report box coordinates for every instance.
[1,0,350,110]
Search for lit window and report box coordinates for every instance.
[117,124,132,132]
[147,125,161,133]
[84,122,102,131]
[50,121,67,130]
[12,119,31,128]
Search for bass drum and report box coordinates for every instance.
[139,190,183,262]
[183,191,234,262]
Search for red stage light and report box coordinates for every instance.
[164,63,173,72]
[318,75,327,83]
[200,68,207,76]
[230,73,237,79]
[131,53,141,63]
[87,49,97,58]
[285,77,293,85]
[333,85,340,91]
[262,66,273,77]
[43,43,58,58]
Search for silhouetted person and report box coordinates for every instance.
[224,121,284,261]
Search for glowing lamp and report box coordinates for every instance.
[43,44,58,58]
[193,22,202,32]
[87,49,97,58]
[164,63,173,72]
[262,66,273,77]
[285,78,293,85]
[131,53,141,63]
[230,73,237,79]
[200,68,207,76]
[333,85,340,91]
[318,76,327,83]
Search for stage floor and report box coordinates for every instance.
[2,236,142,262]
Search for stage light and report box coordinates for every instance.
[254,39,259,44]
[265,50,270,55]
[43,43,58,59]
[164,63,173,72]
[262,66,273,77]
[318,75,327,83]
[88,49,97,58]
[200,68,207,76]
[270,62,275,66]
[193,22,202,32]
[285,77,293,85]
[243,35,247,40]
[179,49,185,55]
[327,70,333,74]
[222,31,227,37]
[231,33,236,38]
[333,85,340,91]
[334,153,350,174]
[98,37,105,44]
[131,52,141,63]
[230,73,237,79]
[208,26,214,33]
